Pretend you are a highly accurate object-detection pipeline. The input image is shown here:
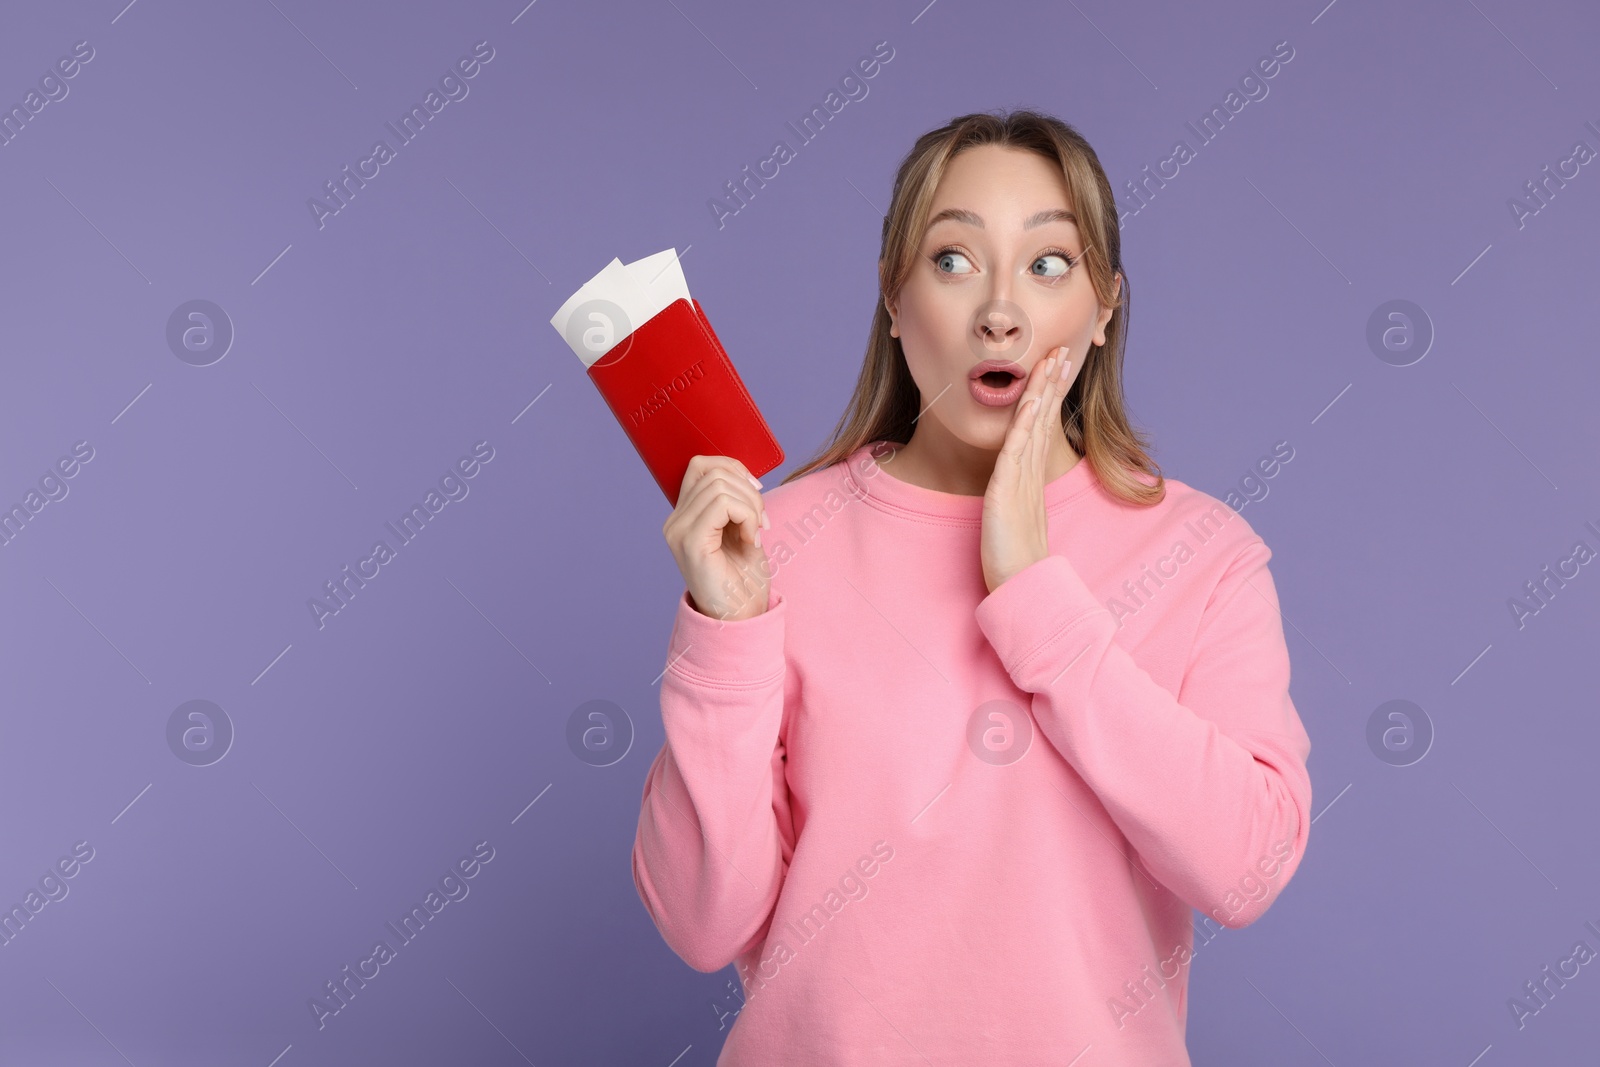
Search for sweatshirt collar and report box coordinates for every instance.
[843,439,1099,525]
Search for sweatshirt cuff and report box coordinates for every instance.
[665,587,786,685]
[974,554,1113,683]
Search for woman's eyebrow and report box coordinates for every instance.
[925,207,1078,231]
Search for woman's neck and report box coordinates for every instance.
[875,424,1081,497]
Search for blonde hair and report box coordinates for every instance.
[780,108,1164,506]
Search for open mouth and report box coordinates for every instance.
[969,360,1025,383]
[967,361,1028,406]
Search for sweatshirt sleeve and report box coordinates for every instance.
[631,587,794,973]
[973,540,1312,929]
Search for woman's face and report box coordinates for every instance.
[884,143,1120,451]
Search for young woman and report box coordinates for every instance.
[633,109,1313,1066]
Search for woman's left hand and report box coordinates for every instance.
[981,346,1071,594]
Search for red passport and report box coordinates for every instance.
[552,250,783,507]
[584,297,783,507]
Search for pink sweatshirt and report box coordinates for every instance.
[632,440,1313,1066]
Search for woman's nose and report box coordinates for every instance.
[974,303,1026,354]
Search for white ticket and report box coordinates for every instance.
[550,248,691,368]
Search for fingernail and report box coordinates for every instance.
[761,510,771,530]
[747,474,763,490]
[755,529,763,547]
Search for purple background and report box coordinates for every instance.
[2,0,1597,1063]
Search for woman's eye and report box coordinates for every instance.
[934,249,974,274]
[1032,253,1073,278]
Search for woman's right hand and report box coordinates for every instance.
[663,455,772,621]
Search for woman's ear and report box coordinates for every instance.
[878,259,899,338]
[1092,272,1122,347]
